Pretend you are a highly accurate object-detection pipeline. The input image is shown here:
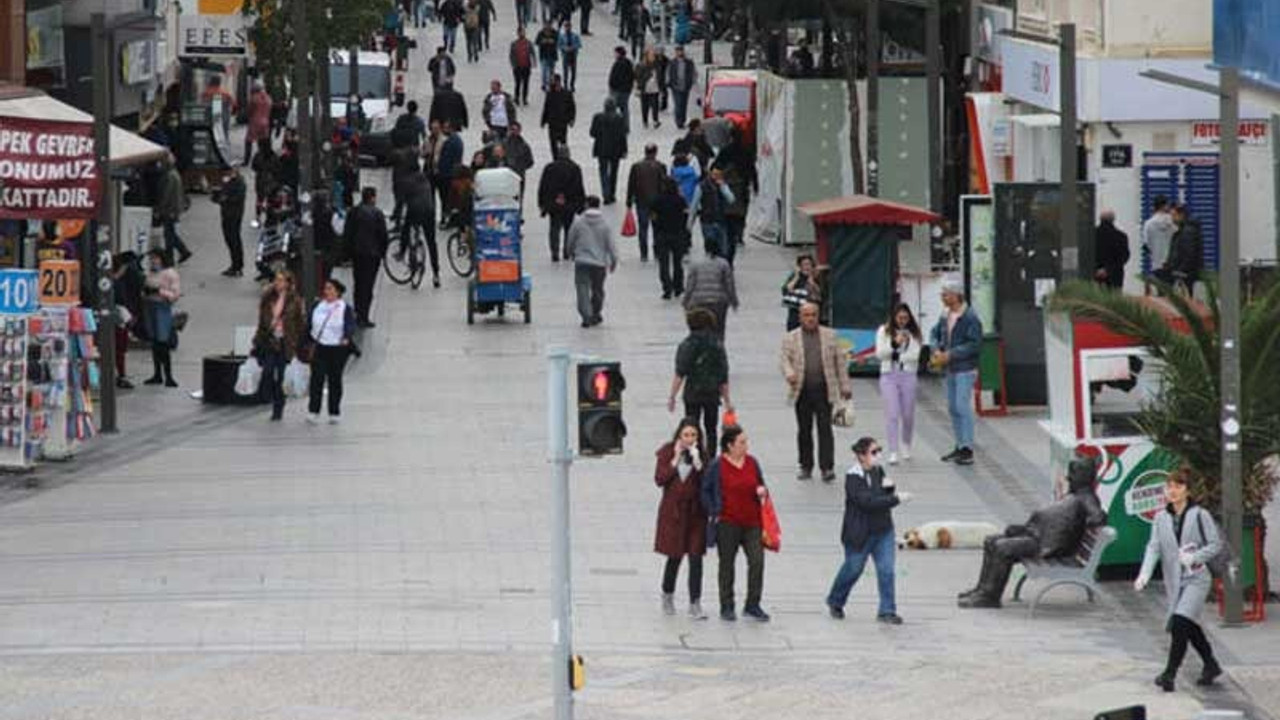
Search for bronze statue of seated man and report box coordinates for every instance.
[958,455,1106,609]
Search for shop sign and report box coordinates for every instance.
[179,15,249,57]
[971,4,1013,66]
[37,260,79,307]
[0,117,100,221]
[25,5,65,71]
[0,269,38,315]
[1190,120,1269,146]
[1123,469,1170,524]
[990,119,1012,156]
[120,40,157,86]
[998,35,1060,112]
[1102,144,1132,168]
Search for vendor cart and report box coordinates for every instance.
[1045,298,1266,620]
[796,196,941,374]
[467,169,531,325]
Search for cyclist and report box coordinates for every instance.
[444,165,477,266]
[401,171,440,287]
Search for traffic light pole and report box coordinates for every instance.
[547,348,575,720]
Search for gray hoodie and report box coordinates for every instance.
[565,209,618,269]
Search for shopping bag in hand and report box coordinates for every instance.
[761,495,782,552]
[621,207,637,237]
[282,358,311,398]
[235,357,263,396]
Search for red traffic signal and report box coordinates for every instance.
[577,362,626,455]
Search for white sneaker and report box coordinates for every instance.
[327,415,341,425]
[888,452,899,465]
[902,446,912,461]
[305,413,320,425]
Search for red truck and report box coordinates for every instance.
[703,74,756,151]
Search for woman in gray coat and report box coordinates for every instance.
[1134,468,1223,692]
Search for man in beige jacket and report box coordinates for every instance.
[780,302,852,481]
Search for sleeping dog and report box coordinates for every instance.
[901,521,1001,550]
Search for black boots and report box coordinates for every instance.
[958,555,1008,608]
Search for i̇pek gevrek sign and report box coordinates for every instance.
[0,117,101,220]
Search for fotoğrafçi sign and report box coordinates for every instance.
[0,117,100,220]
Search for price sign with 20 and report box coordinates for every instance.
[38,260,80,306]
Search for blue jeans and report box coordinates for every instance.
[946,370,978,450]
[635,205,651,259]
[443,24,458,52]
[672,89,691,128]
[609,90,630,133]
[598,158,620,201]
[827,530,897,615]
[700,221,726,258]
[540,59,555,90]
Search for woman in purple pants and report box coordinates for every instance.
[874,304,923,465]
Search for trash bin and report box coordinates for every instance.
[202,354,263,405]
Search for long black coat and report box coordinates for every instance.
[429,88,469,130]
[541,88,576,129]
[537,158,585,217]
[1094,220,1130,288]
[590,111,628,160]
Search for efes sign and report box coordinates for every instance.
[179,0,249,57]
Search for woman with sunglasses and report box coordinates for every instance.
[826,436,912,624]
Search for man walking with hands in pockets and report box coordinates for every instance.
[780,302,853,482]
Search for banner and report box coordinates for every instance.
[0,118,101,220]
[25,5,65,71]
[1214,0,1280,89]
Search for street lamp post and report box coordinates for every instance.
[292,0,318,301]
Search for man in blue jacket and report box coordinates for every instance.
[929,276,983,466]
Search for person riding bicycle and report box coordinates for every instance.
[400,171,441,288]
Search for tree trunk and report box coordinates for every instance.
[822,1,864,196]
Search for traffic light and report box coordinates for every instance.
[577,362,626,456]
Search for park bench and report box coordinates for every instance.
[1012,526,1117,617]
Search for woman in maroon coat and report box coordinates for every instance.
[654,418,710,619]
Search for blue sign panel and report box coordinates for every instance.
[474,207,521,262]
[1215,0,1280,89]
[0,269,39,315]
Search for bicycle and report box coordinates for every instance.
[384,222,428,289]
[442,210,475,278]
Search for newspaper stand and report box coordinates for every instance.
[467,169,531,325]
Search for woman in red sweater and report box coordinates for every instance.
[700,425,771,622]
[653,418,709,619]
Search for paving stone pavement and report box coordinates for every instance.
[0,8,1275,720]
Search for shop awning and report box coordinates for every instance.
[0,84,168,168]
[797,195,942,227]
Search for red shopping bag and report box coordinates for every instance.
[620,207,637,237]
[722,408,738,427]
[761,495,782,552]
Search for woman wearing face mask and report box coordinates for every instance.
[142,249,181,387]
[253,270,306,421]
[700,425,771,623]
[307,278,358,424]
[874,304,923,465]
[1135,467,1223,692]
[826,436,911,624]
[654,418,710,619]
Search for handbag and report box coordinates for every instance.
[832,398,855,428]
[761,495,782,552]
[620,207,638,237]
[300,303,340,363]
[1195,510,1234,580]
[235,357,263,396]
[172,311,189,333]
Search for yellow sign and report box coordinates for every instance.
[198,0,242,13]
[38,260,80,307]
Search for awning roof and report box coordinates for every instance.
[797,195,942,227]
[0,84,168,168]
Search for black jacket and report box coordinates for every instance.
[404,173,436,224]
[608,57,635,93]
[390,146,421,194]
[841,464,900,551]
[650,188,689,239]
[625,158,667,208]
[590,110,628,160]
[343,203,390,260]
[536,27,560,62]
[541,87,577,129]
[1166,218,1203,279]
[429,88,469,130]
[537,158,585,217]
[1094,220,1130,285]
[213,174,247,223]
[667,57,696,93]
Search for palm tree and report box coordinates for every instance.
[1048,279,1280,516]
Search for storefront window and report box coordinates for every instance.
[1080,349,1163,441]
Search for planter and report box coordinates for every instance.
[1214,513,1268,623]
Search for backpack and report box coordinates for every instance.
[685,336,725,396]
[1195,509,1233,580]
[391,115,418,149]
[465,6,480,29]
